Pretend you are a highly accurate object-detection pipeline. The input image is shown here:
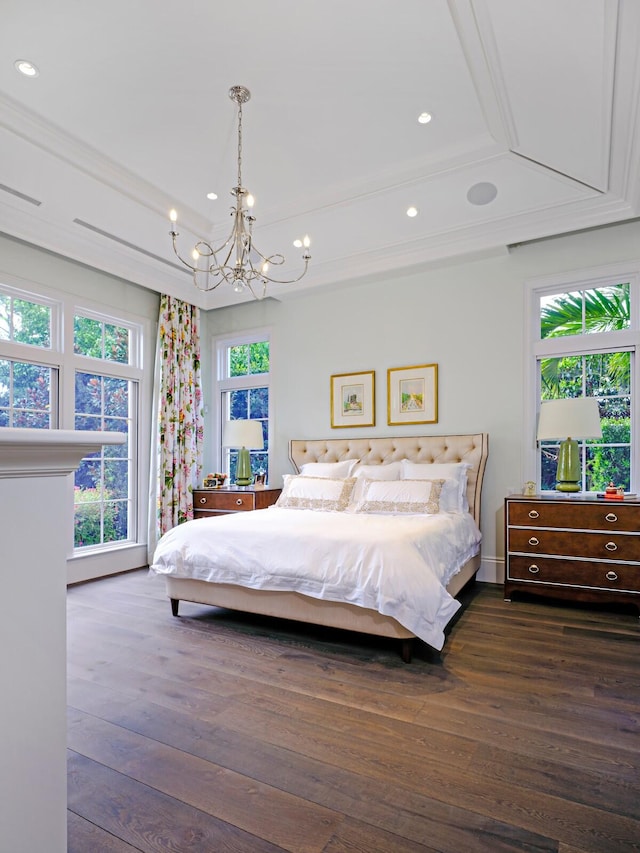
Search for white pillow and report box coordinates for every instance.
[351,478,444,515]
[351,461,402,504]
[299,459,357,479]
[276,475,355,511]
[400,460,472,513]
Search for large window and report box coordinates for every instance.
[216,332,270,483]
[0,281,143,552]
[528,271,638,492]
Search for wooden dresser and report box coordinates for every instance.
[504,495,640,613]
[193,485,281,519]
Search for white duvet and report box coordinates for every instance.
[150,507,481,650]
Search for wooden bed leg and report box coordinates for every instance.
[170,598,179,617]
[401,638,413,664]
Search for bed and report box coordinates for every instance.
[151,433,488,661]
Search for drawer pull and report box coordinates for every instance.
[199,497,207,504]
[606,571,618,581]
[528,564,540,574]
[236,498,243,506]
[605,512,618,523]
[605,541,618,552]
[528,536,539,546]
[528,510,539,519]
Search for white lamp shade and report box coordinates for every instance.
[537,398,602,441]
[222,419,264,450]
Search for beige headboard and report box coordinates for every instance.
[289,433,489,526]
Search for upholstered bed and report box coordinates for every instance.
[151,433,488,661]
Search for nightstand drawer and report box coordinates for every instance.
[507,500,640,532]
[508,528,640,562]
[507,555,640,594]
[195,490,255,512]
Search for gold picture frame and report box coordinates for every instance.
[387,363,438,425]
[330,370,375,428]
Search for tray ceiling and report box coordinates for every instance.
[1,0,639,308]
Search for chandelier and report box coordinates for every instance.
[168,85,311,300]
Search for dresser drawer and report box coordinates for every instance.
[507,500,640,532]
[508,528,640,562]
[507,555,640,594]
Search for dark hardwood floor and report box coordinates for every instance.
[67,570,640,852]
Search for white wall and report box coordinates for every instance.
[204,219,640,583]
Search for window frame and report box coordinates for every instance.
[524,261,640,493]
[0,275,148,559]
[214,328,272,478]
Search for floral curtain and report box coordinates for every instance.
[149,295,204,555]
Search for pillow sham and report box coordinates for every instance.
[350,477,444,515]
[299,459,357,479]
[351,461,402,504]
[400,460,471,513]
[275,474,356,511]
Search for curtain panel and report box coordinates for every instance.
[152,295,204,549]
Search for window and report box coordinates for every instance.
[216,332,270,482]
[72,311,140,550]
[0,281,144,553]
[527,270,638,492]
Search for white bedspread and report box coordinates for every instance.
[150,507,481,650]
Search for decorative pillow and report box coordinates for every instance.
[351,478,444,515]
[275,475,356,511]
[351,461,402,504]
[299,459,357,478]
[400,460,472,513]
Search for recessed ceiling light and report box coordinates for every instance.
[467,182,498,206]
[406,206,418,217]
[293,239,302,248]
[14,59,39,78]
[206,192,218,200]
[418,112,432,124]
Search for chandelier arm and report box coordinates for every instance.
[167,84,311,300]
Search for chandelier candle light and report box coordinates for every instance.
[169,85,311,300]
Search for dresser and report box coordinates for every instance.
[504,495,640,613]
[193,485,281,519]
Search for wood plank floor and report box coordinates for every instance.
[66,571,640,853]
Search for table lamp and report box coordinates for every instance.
[222,419,264,486]
[536,398,602,492]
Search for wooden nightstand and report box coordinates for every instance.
[504,494,640,613]
[193,485,281,519]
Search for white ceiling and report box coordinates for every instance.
[1,0,639,309]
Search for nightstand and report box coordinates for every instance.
[504,495,640,613]
[193,485,282,519]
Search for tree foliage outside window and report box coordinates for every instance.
[74,371,133,548]
[538,283,632,492]
[0,293,51,348]
[74,314,129,363]
[0,359,52,428]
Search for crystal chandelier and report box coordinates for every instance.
[168,85,311,300]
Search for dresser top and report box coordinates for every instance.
[506,493,640,506]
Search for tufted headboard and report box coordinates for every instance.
[289,433,489,527]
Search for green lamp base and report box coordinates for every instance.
[235,446,253,486]
[555,437,581,492]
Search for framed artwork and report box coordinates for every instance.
[387,363,438,425]
[330,370,375,428]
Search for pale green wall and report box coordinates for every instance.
[4,219,640,584]
[204,220,640,582]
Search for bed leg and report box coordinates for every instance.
[170,598,179,617]
[401,638,413,663]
